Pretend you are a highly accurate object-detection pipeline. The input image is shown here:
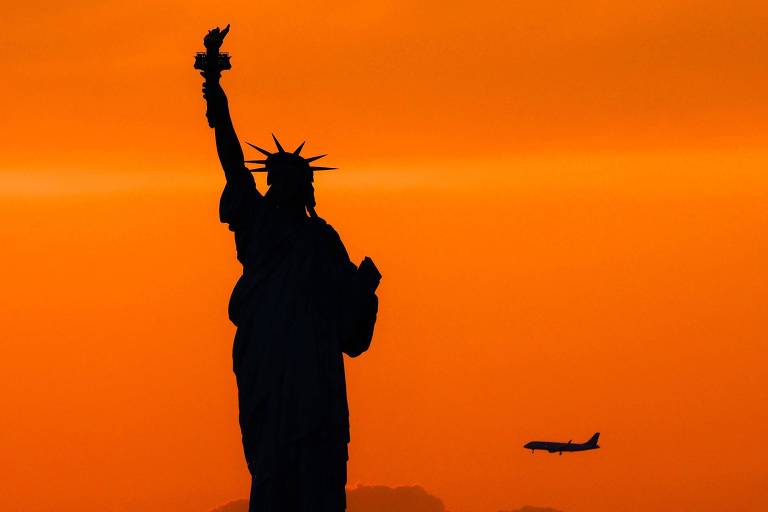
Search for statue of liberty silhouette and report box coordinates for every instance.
[198,25,380,512]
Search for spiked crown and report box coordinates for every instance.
[245,134,336,186]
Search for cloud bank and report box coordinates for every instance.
[209,485,558,512]
[347,485,445,512]
[500,507,563,512]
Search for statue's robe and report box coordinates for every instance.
[219,172,377,489]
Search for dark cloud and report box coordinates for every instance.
[499,507,563,512]
[208,485,446,512]
[209,500,248,512]
[208,486,559,512]
[347,485,445,512]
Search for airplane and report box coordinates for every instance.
[524,432,600,455]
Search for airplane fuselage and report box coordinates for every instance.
[524,433,600,454]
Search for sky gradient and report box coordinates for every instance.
[2,2,767,511]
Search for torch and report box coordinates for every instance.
[194,24,231,128]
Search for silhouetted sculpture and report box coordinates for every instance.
[198,25,380,512]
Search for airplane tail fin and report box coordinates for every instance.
[586,432,600,446]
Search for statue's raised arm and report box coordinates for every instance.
[197,25,251,184]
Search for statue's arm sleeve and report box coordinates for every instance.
[205,80,262,228]
[342,290,378,358]
[326,227,379,357]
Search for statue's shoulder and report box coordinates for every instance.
[308,215,337,237]
[307,216,348,254]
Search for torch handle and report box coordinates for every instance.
[204,51,221,128]
[198,25,230,129]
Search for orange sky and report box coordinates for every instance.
[2,2,768,512]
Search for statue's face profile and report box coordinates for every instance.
[267,178,315,211]
[265,159,316,212]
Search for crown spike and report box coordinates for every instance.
[246,142,272,157]
[294,141,306,155]
[272,133,285,153]
[310,166,337,171]
[305,154,327,163]
[249,167,268,173]
[244,159,268,164]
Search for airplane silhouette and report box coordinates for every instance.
[524,432,600,455]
